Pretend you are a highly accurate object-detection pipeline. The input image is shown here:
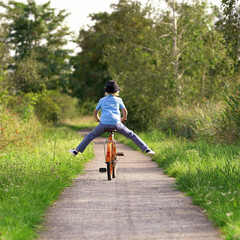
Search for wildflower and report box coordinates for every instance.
[11,196,18,199]
[1,128,4,131]
[16,129,19,134]
[226,212,233,217]
[56,175,59,178]
[205,193,212,198]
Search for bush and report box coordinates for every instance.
[6,93,37,121]
[54,94,80,120]
[215,86,240,143]
[157,103,222,141]
[4,90,80,124]
[78,99,97,116]
[156,98,240,144]
[35,91,80,123]
[35,91,60,123]
[0,105,41,152]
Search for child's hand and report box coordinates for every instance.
[121,117,127,123]
[94,109,100,122]
[121,108,127,123]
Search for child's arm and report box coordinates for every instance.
[121,108,128,123]
[94,109,100,122]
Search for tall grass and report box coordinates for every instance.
[0,119,94,239]
[156,103,223,141]
[58,116,98,131]
[117,130,240,240]
[0,91,98,239]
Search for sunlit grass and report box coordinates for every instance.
[58,116,98,131]
[0,125,94,239]
[117,130,240,240]
[2,110,240,240]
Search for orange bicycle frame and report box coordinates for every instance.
[99,129,124,180]
[105,131,116,163]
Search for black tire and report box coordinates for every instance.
[112,161,116,178]
[107,162,112,180]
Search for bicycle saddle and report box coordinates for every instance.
[104,129,117,132]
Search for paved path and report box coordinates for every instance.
[39,134,221,240]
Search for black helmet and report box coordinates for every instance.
[104,80,120,93]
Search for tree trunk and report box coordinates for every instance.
[172,0,181,102]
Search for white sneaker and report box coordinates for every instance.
[69,149,78,156]
[146,149,155,156]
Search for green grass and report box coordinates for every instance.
[58,116,98,131]
[2,113,240,240]
[116,130,240,240]
[0,126,94,240]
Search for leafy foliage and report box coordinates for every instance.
[217,0,240,65]
[1,0,72,92]
[103,0,228,129]
[70,12,112,101]
[0,0,238,134]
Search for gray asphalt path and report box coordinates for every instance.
[39,133,221,240]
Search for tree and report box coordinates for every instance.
[151,0,228,103]
[0,13,12,98]
[70,12,112,102]
[217,0,240,65]
[0,0,72,92]
[0,13,11,74]
[103,0,228,128]
[9,52,43,93]
[103,0,163,130]
[69,0,232,129]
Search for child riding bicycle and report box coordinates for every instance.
[69,80,155,156]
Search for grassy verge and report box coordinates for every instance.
[116,130,240,240]
[0,125,94,240]
[58,116,98,131]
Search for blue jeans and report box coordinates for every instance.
[76,123,149,153]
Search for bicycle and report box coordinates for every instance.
[99,129,124,181]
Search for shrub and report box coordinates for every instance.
[0,105,41,152]
[78,99,97,116]
[35,91,80,123]
[157,103,222,141]
[215,86,240,143]
[35,91,60,123]
[54,94,80,120]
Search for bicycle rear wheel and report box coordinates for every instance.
[112,161,117,178]
[107,161,113,180]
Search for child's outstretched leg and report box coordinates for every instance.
[116,123,155,156]
[69,124,105,156]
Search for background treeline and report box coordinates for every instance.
[0,1,239,238]
[0,0,239,143]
